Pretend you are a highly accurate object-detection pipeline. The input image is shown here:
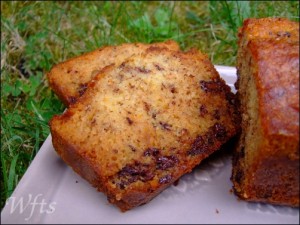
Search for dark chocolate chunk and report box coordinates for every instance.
[68,96,77,104]
[200,105,208,117]
[188,135,209,156]
[213,109,221,120]
[200,79,224,93]
[144,148,160,157]
[159,175,172,184]
[78,83,88,96]
[117,162,154,188]
[212,123,227,141]
[188,123,227,156]
[156,155,178,170]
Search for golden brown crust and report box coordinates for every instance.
[250,39,299,141]
[50,46,239,211]
[232,17,299,207]
[47,40,180,106]
[50,119,104,189]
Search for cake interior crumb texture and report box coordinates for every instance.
[50,46,240,211]
[232,17,299,207]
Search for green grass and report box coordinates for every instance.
[1,1,299,209]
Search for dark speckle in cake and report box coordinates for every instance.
[276,31,291,38]
[200,79,224,93]
[159,121,172,131]
[212,123,227,141]
[170,86,177,93]
[117,162,155,189]
[136,67,151,73]
[200,105,208,117]
[143,102,150,112]
[213,109,221,120]
[188,135,208,156]
[159,174,172,184]
[129,145,136,152]
[144,148,160,157]
[154,64,164,71]
[156,155,178,170]
[68,96,77,104]
[78,83,88,96]
[188,123,227,156]
[152,113,157,119]
[126,117,133,125]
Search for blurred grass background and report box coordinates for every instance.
[1,1,299,209]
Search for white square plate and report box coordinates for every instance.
[1,66,299,224]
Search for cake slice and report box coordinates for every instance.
[232,18,299,207]
[47,40,180,106]
[50,46,240,211]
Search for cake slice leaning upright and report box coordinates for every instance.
[232,18,299,207]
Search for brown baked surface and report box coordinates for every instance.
[50,46,239,211]
[232,17,299,207]
[47,40,179,106]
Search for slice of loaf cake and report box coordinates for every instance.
[47,40,179,106]
[232,18,299,207]
[50,46,240,211]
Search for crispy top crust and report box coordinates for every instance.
[250,40,299,138]
[47,40,180,106]
[238,17,299,43]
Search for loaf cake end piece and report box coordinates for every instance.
[232,17,299,207]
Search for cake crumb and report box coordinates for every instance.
[173,179,180,186]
